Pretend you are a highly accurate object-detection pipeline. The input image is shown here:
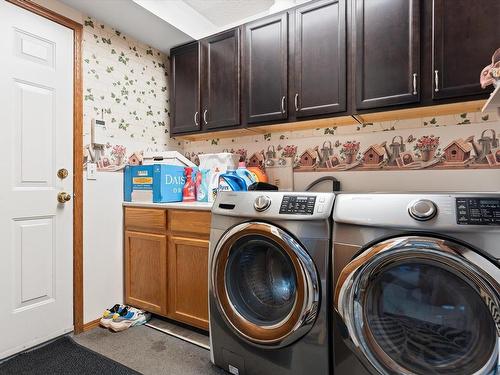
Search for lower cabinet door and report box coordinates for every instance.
[124,231,167,315]
[168,236,209,330]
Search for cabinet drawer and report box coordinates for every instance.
[124,207,167,234]
[169,210,211,236]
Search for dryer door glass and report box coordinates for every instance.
[212,222,320,347]
[225,235,297,326]
[335,236,500,375]
[365,261,497,374]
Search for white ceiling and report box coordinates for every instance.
[133,0,310,41]
[183,0,274,27]
[58,0,194,53]
[59,0,311,53]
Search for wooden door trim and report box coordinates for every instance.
[6,0,84,334]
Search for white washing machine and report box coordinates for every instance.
[332,193,500,375]
[209,191,335,375]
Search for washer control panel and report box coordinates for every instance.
[280,195,316,215]
[456,197,500,225]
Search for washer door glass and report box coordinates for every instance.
[226,235,297,326]
[335,236,500,375]
[365,261,497,374]
[213,222,320,347]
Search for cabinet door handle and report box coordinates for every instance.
[203,109,208,125]
[281,96,286,114]
[294,93,299,112]
[194,111,199,126]
[434,70,439,92]
[412,73,417,95]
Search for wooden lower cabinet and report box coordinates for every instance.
[168,236,209,330]
[124,207,210,330]
[124,231,168,315]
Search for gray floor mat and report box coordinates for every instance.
[0,336,140,375]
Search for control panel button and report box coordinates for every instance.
[408,199,437,221]
[254,195,271,212]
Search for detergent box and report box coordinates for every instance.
[124,164,186,203]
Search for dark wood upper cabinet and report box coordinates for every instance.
[292,0,346,118]
[354,0,420,110]
[170,42,200,134]
[169,0,499,137]
[243,13,288,124]
[431,0,500,100]
[200,29,241,130]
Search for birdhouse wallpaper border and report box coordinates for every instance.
[182,111,500,172]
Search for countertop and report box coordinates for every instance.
[123,201,213,211]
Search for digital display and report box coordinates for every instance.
[456,198,500,225]
[279,195,316,215]
[479,200,499,205]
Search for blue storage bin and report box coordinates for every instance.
[124,164,186,203]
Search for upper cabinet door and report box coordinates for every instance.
[243,13,288,124]
[354,0,420,110]
[431,0,500,100]
[293,0,346,118]
[200,29,240,130]
[170,42,200,135]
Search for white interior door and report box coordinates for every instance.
[0,2,74,359]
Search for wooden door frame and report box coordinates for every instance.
[6,0,84,334]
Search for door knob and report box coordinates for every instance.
[57,168,69,179]
[57,192,72,203]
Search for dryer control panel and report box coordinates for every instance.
[280,195,316,215]
[456,197,500,225]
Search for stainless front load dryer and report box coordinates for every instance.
[332,193,500,375]
[209,191,335,375]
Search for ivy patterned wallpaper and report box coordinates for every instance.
[82,16,177,170]
[182,111,500,173]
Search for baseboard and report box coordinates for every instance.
[82,318,100,332]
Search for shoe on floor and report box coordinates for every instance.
[100,304,126,328]
[110,308,151,332]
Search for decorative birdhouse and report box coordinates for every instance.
[362,144,385,165]
[443,139,472,163]
[248,151,265,168]
[128,151,144,166]
[299,148,318,167]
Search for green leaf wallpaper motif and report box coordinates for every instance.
[82,16,175,159]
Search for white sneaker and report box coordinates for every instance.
[99,304,126,328]
[109,307,151,332]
